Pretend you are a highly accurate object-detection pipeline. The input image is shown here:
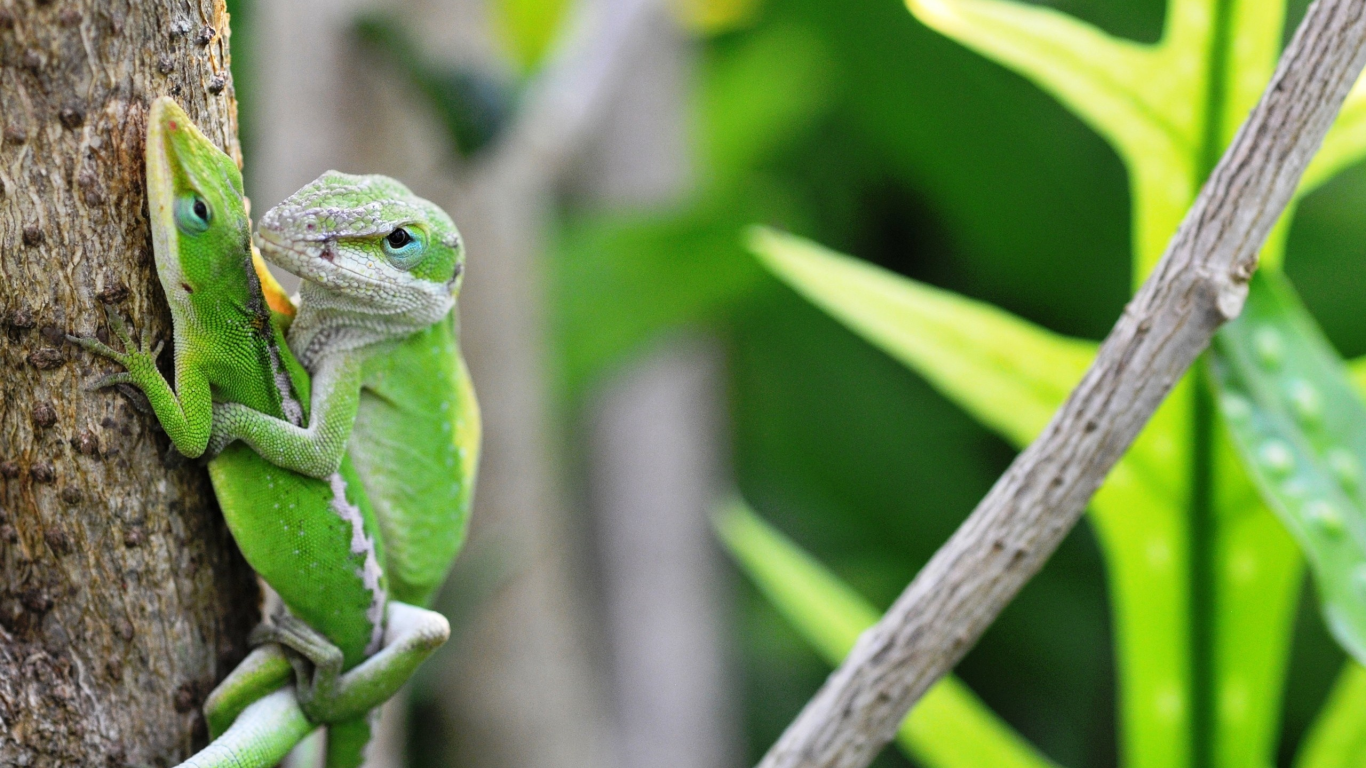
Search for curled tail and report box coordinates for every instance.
[174,689,313,768]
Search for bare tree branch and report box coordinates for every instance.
[756,1,1366,766]
[482,0,663,185]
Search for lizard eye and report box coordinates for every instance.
[381,226,425,268]
[175,194,212,234]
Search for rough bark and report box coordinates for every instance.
[757,1,1366,766]
[0,2,258,765]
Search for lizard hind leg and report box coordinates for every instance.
[250,612,345,718]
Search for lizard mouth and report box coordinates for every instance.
[255,230,380,287]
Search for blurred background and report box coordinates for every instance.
[221,0,1366,765]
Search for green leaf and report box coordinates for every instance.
[747,227,1094,448]
[492,0,571,73]
[902,0,1196,275]
[699,22,834,191]
[553,198,770,399]
[1209,271,1366,665]
[713,498,1061,768]
[1295,662,1366,768]
[1218,0,1287,149]
[902,0,1182,173]
[1082,397,1191,768]
[1349,354,1366,395]
[746,226,1183,506]
[1209,426,1305,768]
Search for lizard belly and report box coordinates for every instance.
[350,321,478,607]
[209,444,386,669]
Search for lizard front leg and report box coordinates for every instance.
[205,352,362,478]
[67,310,212,457]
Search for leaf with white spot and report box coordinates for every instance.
[1210,272,1366,664]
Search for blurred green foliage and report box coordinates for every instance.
[492,0,572,73]
[548,0,1138,763]
[549,1,1366,767]
[553,0,1366,766]
[355,14,514,158]
[706,2,1366,767]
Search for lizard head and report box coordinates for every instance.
[254,171,465,310]
[145,97,252,304]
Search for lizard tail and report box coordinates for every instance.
[323,712,376,768]
[174,688,314,768]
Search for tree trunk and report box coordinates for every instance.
[0,2,257,765]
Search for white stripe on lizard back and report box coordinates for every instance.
[327,472,386,655]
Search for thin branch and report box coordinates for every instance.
[484,0,664,184]
[756,1,1366,766]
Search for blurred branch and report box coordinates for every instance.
[353,14,514,157]
[757,2,1366,767]
[484,0,664,183]
[405,1,672,766]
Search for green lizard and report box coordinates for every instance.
[69,98,447,767]
[208,171,479,608]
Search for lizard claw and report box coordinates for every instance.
[107,311,135,349]
[66,310,162,371]
[84,371,134,392]
[66,333,121,361]
[116,384,154,414]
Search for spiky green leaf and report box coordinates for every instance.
[714,498,1060,768]
[1295,662,1366,768]
[747,227,1094,447]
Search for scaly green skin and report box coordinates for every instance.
[210,171,478,607]
[70,99,447,768]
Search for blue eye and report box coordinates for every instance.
[382,227,425,268]
[175,195,212,233]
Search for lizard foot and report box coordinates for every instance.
[250,612,343,719]
[67,310,164,387]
